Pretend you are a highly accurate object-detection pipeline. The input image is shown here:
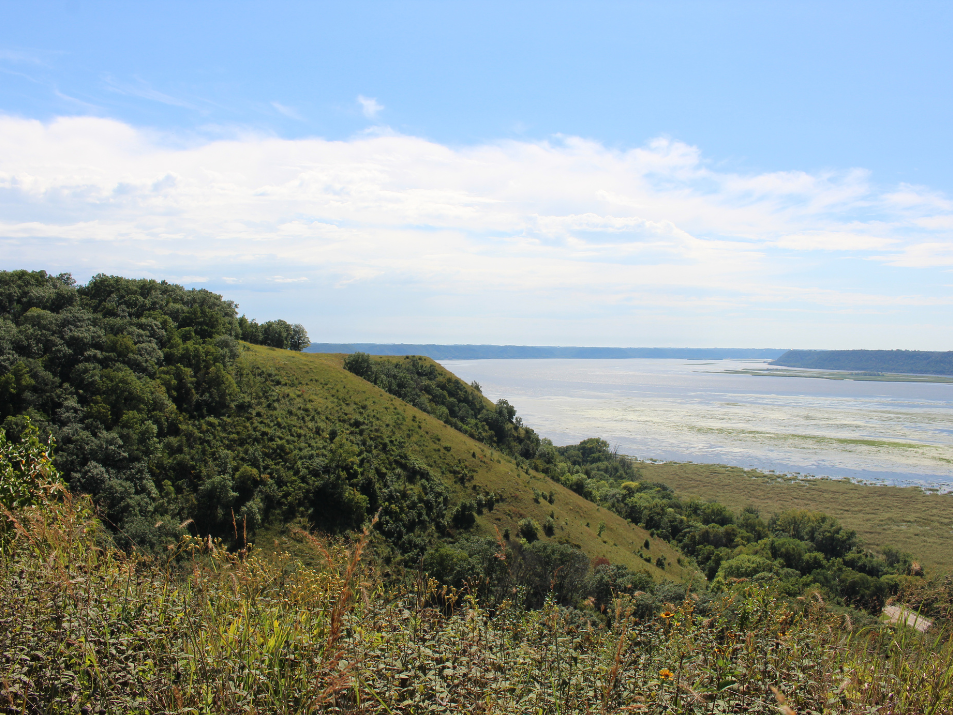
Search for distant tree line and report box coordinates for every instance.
[773,349,953,376]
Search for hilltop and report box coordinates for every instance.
[0,270,687,598]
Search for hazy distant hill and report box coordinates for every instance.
[305,343,787,360]
[773,349,953,376]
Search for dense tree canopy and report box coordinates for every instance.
[0,270,319,549]
[523,436,910,611]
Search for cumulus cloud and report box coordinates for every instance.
[357,95,383,118]
[0,114,950,346]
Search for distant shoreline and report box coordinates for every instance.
[724,367,953,384]
[773,349,953,377]
[304,343,787,360]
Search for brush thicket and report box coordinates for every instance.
[2,445,952,713]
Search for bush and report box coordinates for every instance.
[0,418,61,511]
[718,554,777,580]
[518,518,540,542]
[343,351,375,380]
[451,500,477,529]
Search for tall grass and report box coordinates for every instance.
[2,495,952,713]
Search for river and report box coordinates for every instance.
[437,358,953,490]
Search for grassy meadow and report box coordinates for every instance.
[640,461,953,574]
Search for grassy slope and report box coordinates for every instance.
[246,345,692,582]
[638,461,953,574]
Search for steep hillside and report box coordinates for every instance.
[250,346,689,582]
[0,269,689,593]
[0,271,916,612]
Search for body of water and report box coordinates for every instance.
[438,359,953,489]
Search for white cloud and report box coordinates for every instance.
[774,231,896,252]
[271,101,303,120]
[357,95,383,118]
[879,242,953,268]
[0,49,48,65]
[0,115,951,346]
[167,275,209,284]
[102,75,196,109]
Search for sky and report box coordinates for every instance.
[1,1,951,349]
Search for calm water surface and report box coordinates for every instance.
[438,359,953,489]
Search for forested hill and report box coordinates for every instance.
[0,269,684,589]
[773,349,953,376]
[0,270,918,616]
[306,343,787,359]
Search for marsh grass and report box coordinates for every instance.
[3,495,953,713]
[642,461,953,574]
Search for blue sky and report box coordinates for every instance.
[1,1,951,348]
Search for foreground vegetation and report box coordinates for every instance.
[3,440,953,714]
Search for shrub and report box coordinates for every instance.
[0,418,61,511]
[451,500,477,529]
[518,517,540,542]
[343,351,375,380]
[718,554,777,580]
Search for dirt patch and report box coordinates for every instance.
[883,604,932,632]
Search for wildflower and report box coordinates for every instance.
[659,668,674,681]
[660,611,675,619]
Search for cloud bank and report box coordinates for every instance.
[0,115,950,347]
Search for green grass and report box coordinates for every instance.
[638,460,953,574]
[251,347,691,582]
